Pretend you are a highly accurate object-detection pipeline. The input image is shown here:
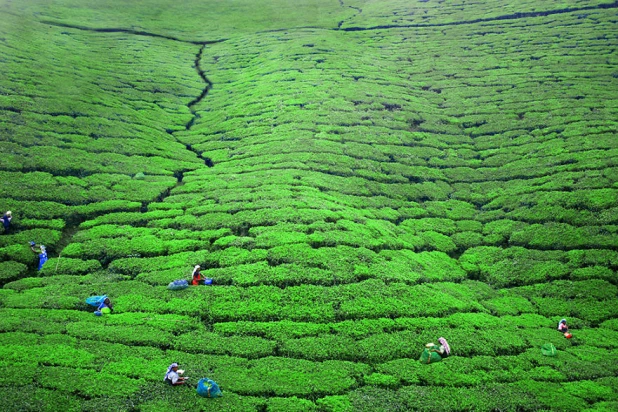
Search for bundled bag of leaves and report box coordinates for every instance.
[167,279,189,290]
[197,378,222,398]
[541,343,557,356]
[85,295,107,306]
[419,344,443,364]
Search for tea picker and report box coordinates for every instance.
[85,295,113,316]
[164,363,188,386]
[557,319,572,339]
[191,265,213,286]
[420,337,451,364]
[2,211,12,233]
[29,241,48,270]
[95,297,113,316]
[167,264,213,290]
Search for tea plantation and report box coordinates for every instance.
[1,0,617,410]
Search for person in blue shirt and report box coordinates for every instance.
[95,297,113,316]
[2,211,12,233]
[30,243,48,271]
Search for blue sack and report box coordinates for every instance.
[167,279,189,290]
[197,378,222,398]
[86,295,107,307]
[204,278,213,285]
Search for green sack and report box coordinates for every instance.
[541,343,557,356]
[420,347,442,364]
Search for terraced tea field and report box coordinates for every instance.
[1,0,617,410]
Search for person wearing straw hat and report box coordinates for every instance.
[164,363,187,386]
[2,211,12,233]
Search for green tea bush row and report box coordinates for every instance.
[459,246,618,287]
[79,209,184,229]
[267,397,317,412]
[139,392,264,412]
[73,224,228,242]
[9,144,194,176]
[194,262,348,287]
[0,261,27,283]
[109,251,211,275]
[2,386,82,412]
[65,322,173,347]
[0,343,96,368]
[62,236,209,264]
[213,313,551,341]
[0,171,178,205]
[510,222,618,250]
[172,330,277,359]
[0,228,62,250]
[39,258,102,276]
[216,356,368,397]
[108,280,485,322]
[37,365,146,398]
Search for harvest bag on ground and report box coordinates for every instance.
[197,378,222,398]
[167,279,189,290]
[541,343,557,356]
[85,295,107,306]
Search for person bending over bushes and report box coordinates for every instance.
[2,211,12,233]
[420,337,451,364]
[164,363,187,385]
[95,297,113,316]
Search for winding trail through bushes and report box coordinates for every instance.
[339,1,618,31]
[41,20,223,170]
[337,0,363,29]
[34,1,618,266]
[39,20,225,45]
[34,20,224,264]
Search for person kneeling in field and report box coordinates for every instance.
[95,297,113,316]
[164,363,187,386]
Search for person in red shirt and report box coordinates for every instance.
[191,265,204,286]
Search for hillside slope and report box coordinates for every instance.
[1,1,617,410]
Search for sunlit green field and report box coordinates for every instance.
[1,0,617,410]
